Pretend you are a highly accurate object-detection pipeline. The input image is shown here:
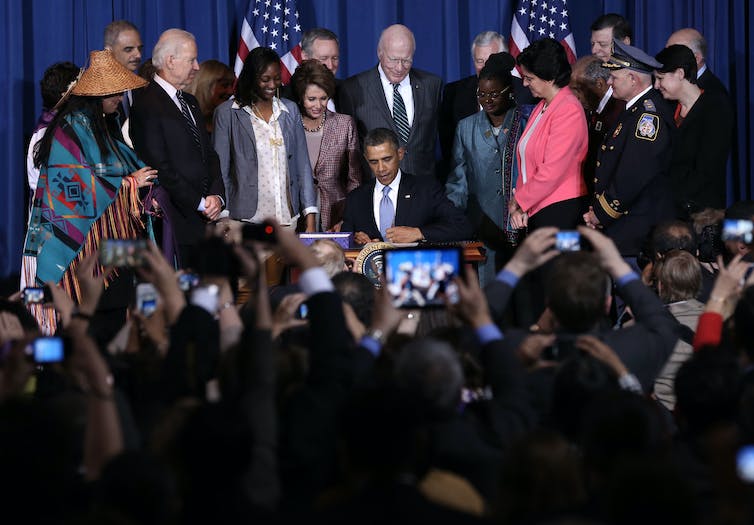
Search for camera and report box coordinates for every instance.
[99,238,148,267]
[21,286,52,305]
[555,231,581,252]
[135,282,158,317]
[28,337,64,363]
[178,273,200,292]
[242,221,277,244]
[722,219,754,244]
[737,445,754,483]
[296,302,308,320]
[383,246,463,308]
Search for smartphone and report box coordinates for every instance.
[296,302,308,320]
[242,221,277,243]
[21,286,52,305]
[722,219,754,244]
[190,284,220,316]
[178,273,200,292]
[28,336,64,363]
[99,238,148,267]
[737,445,754,483]
[135,282,158,317]
[555,231,581,252]
[383,247,463,308]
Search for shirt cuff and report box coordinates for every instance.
[618,372,643,394]
[476,323,503,345]
[359,336,381,357]
[214,195,225,208]
[495,269,520,288]
[197,197,206,212]
[616,272,639,287]
[298,267,335,296]
[301,206,318,217]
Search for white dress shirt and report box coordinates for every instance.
[372,170,402,231]
[378,65,414,127]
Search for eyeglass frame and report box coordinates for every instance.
[476,85,511,100]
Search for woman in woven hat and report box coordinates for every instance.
[22,50,157,333]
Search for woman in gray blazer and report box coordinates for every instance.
[213,47,317,230]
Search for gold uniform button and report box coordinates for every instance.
[594,178,598,183]
[609,146,615,150]
[601,145,606,151]
[596,161,601,167]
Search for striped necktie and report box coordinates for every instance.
[392,83,410,145]
[176,90,202,153]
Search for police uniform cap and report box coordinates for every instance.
[603,38,661,73]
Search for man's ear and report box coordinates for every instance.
[397,147,406,161]
[621,36,631,45]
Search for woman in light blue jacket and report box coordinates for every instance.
[446,52,528,285]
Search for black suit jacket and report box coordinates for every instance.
[338,67,442,179]
[439,74,534,164]
[697,68,729,97]
[130,81,224,247]
[341,172,472,242]
[670,88,733,216]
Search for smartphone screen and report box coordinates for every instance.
[190,284,220,316]
[555,231,581,252]
[99,238,148,267]
[722,219,754,244]
[31,337,64,363]
[178,273,200,292]
[383,247,463,308]
[22,286,51,305]
[135,282,158,317]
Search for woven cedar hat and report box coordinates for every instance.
[71,50,147,96]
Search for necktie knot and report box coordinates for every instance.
[382,185,391,197]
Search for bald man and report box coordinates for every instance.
[338,24,442,179]
[666,28,729,97]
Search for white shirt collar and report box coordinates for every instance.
[598,86,613,113]
[376,169,402,194]
[153,74,179,100]
[697,63,707,79]
[625,85,653,110]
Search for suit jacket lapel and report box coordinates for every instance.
[394,174,414,226]
[408,71,421,141]
[367,67,394,124]
[232,105,257,147]
[315,110,334,172]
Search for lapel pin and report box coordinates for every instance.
[405,194,411,198]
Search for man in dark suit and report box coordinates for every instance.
[130,29,225,266]
[338,24,442,179]
[666,28,730,97]
[341,128,471,245]
[439,31,533,170]
[569,55,625,194]
[583,40,675,260]
[281,27,343,110]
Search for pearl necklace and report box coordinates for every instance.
[302,112,326,133]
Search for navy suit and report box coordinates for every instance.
[341,172,472,243]
[338,67,442,179]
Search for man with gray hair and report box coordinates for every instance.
[104,20,143,121]
[666,28,728,97]
[130,29,225,266]
[297,27,341,110]
[339,24,442,179]
[439,31,531,169]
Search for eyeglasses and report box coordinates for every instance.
[476,86,510,99]
[385,56,413,67]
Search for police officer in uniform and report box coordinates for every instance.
[583,39,675,262]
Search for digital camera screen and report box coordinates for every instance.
[383,247,462,308]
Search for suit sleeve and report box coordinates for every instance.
[130,96,204,214]
[419,179,473,242]
[592,110,672,226]
[513,101,588,213]
[287,103,317,215]
[445,121,469,209]
[212,102,232,205]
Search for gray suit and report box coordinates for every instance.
[212,97,316,220]
[338,66,442,179]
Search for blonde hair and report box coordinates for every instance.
[185,59,234,119]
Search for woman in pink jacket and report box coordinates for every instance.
[509,38,588,231]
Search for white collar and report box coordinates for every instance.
[697,64,707,79]
[625,85,653,110]
[597,86,613,113]
[377,169,402,193]
[153,74,179,99]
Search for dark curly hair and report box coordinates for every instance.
[234,47,280,108]
[516,38,571,87]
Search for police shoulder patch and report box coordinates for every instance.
[635,113,659,141]
[643,98,656,112]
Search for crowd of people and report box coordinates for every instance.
[4,11,753,524]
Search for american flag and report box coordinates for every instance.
[234,0,303,83]
[509,0,577,74]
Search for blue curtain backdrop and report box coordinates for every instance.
[1,0,751,277]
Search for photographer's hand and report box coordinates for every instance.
[578,226,632,279]
[503,226,559,278]
[138,242,185,325]
[449,265,493,329]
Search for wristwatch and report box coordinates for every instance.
[365,328,387,345]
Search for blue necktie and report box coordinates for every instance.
[379,185,394,240]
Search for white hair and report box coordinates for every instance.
[471,30,507,54]
[152,29,195,70]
